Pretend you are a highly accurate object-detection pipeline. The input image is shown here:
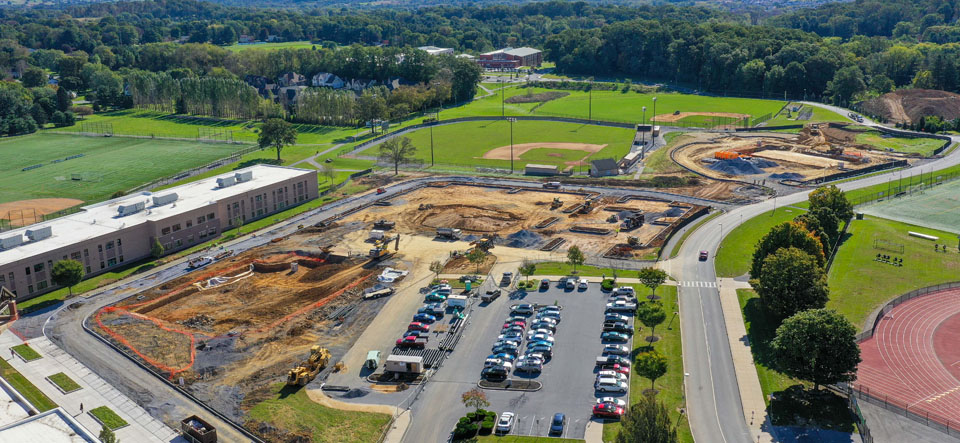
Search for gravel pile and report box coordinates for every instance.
[770,172,805,180]
[708,158,764,175]
[506,229,542,248]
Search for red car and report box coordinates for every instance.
[607,364,630,376]
[377,188,386,194]
[699,250,709,261]
[593,403,625,419]
[396,336,427,349]
[408,322,430,332]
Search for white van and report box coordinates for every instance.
[595,377,627,393]
[613,287,635,296]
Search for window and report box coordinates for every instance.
[47,260,52,270]
[9,273,14,282]
[100,262,105,269]
[107,258,117,267]
[162,227,171,235]
[188,235,194,243]
[71,252,81,260]
[27,285,33,294]
[0,275,5,285]
[98,245,103,253]
[255,195,262,202]
[117,239,121,246]
[208,212,215,220]
[197,215,206,224]
[186,221,193,228]
[105,241,114,250]
[199,231,207,239]
[256,209,263,217]
[208,228,216,236]
[175,239,182,247]
[119,255,124,263]
[34,263,44,272]
[86,266,91,274]
[36,281,47,290]
[172,224,182,232]
[24,267,30,276]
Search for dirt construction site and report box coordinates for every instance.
[92,223,401,433]
[672,124,911,182]
[340,183,707,260]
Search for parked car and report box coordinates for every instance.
[407,322,429,332]
[511,304,535,315]
[597,371,628,382]
[528,333,555,343]
[595,377,628,393]
[501,325,525,334]
[526,328,552,337]
[537,311,561,322]
[596,397,627,408]
[425,292,447,302]
[515,359,542,373]
[540,279,551,290]
[482,289,501,302]
[699,250,709,261]
[492,340,520,350]
[492,344,519,355]
[485,357,504,368]
[603,323,632,334]
[602,331,630,342]
[527,344,553,357]
[549,413,566,435]
[412,313,437,324]
[506,316,527,325]
[395,336,427,349]
[593,403,625,419]
[578,278,589,290]
[530,322,557,333]
[403,330,426,338]
[498,332,523,341]
[488,353,516,362]
[605,364,630,375]
[538,305,561,312]
[565,279,575,290]
[482,366,508,381]
[495,412,516,434]
[533,316,557,326]
[613,287,635,297]
[527,340,554,348]
[522,352,545,363]
[605,313,630,323]
[606,300,637,312]
[597,355,631,367]
[603,344,630,356]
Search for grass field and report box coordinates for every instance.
[226,41,317,52]
[0,133,243,204]
[47,372,82,393]
[827,216,960,329]
[858,177,960,234]
[715,207,806,278]
[602,285,691,443]
[11,344,42,362]
[247,384,391,443]
[89,406,128,430]
[0,358,57,412]
[360,120,634,170]
[765,104,847,126]
[848,127,944,156]
[643,133,690,175]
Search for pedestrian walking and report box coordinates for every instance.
[79,403,84,414]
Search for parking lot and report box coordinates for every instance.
[467,279,633,439]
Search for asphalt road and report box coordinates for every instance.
[675,105,960,443]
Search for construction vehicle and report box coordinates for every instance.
[470,235,496,252]
[369,234,398,260]
[373,219,396,230]
[181,415,217,443]
[187,256,214,270]
[418,203,434,210]
[550,197,563,210]
[437,227,462,240]
[620,213,645,230]
[578,200,594,215]
[286,346,331,386]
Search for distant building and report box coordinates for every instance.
[418,45,454,56]
[477,47,543,69]
[524,164,559,176]
[457,54,476,60]
[311,72,345,89]
[277,72,307,87]
[278,85,308,106]
[238,34,254,44]
[590,159,620,177]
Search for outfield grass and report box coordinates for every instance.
[11,344,42,362]
[766,104,847,126]
[715,207,806,278]
[669,210,722,259]
[47,372,82,393]
[361,120,634,170]
[0,358,57,412]
[519,148,591,164]
[226,41,317,51]
[89,406,128,430]
[0,133,243,203]
[602,285,690,443]
[827,216,960,329]
[247,384,391,443]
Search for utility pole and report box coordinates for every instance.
[430,125,434,167]
[501,78,505,118]
[652,96,657,132]
[508,117,517,173]
[641,106,647,146]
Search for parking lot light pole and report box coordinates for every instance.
[508,117,517,173]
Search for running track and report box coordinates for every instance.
[856,288,960,427]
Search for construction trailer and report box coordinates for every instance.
[385,354,424,374]
[447,294,468,309]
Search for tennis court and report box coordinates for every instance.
[860,178,960,234]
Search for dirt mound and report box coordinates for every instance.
[708,158,765,175]
[418,204,523,232]
[505,229,542,248]
[861,89,960,125]
[770,172,805,180]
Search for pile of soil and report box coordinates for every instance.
[418,204,523,232]
[860,89,960,125]
[505,229,543,248]
[708,158,765,175]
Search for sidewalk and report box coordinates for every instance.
[0,330,181,442]
[717,278,773,443]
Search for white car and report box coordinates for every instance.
[596,397,627,408]
[578,278,589,290]
[565,279,575,289]
[529,334,555,343]
[595,378,628,393]
[606,300,637,311]
[526,329,553,339]
[485,358,503,368]
[602,344,630,356]
[534,317,557,326]
[521,353,545,363]
[598,370,628,381]
[613,286,635,296]
[496,412,516,434]
[498,332,523,341]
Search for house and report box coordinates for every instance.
[278,86,308,106]
[277,72,307,87]
[590,159,620,177]
[343,78,378,92]
[418,45,454,56]
[238,34,254,44]
[476,47,543,69]
[312,72,345,89]
[244,75,277,98]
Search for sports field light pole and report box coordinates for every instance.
[652,96,657,135]
[508,117,517,173]
[430,125,435,167]
[641,106,647,146]
[501,77,505,117]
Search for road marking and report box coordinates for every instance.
[694,285,730,443]
[680,281,717,288]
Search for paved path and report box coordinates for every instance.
[0,331,181,442]
[290,143,346,168]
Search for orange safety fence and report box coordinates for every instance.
[95,306,196,379]
[714,151,740,160]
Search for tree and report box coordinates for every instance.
[461,387,489,411]
[22,67,46,88]
[151,238,164,259]
[566,245,585,273]
[616,395,677,443]
[519,260,536,281]
[635,350,668,391]
[636,301,667,343]
[318,163,336,183]
[637,268,668,300]
[258,118,297,162]
[912,70,937,90]
[771,309,861,389]
[56,86,72,112]
[750,221,825,279]
[378,137,417,175]
[466,248,487,274]
[796,206,842,256]
[99,426,118,443]
[752,247,829,320]
[808,185,853,220]
[825,65,866,105]
[429,260,444,280]
[51,260,84,296]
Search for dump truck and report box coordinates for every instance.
[620,213,645,230]
[373,219,396,230]
[437,227,462,240]
[286,346,331,386]
[181,415,217,443]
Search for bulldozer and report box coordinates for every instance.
[470,235,497,252]
[286,346,332,386]
[550,197,563,210]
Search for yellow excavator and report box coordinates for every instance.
[286,346,332,386]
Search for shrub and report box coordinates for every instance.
[459,417,470,425]
[466,412,477,421]
[479,419,494,435]
[487,411,497,421]
[601,279,615,291]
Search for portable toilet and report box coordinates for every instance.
[365,350,381,369]
[465,280,472,292]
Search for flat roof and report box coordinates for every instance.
[505,47,541,57]
[0,164,314,264]
[524,164,559,170]
[0,408,98,442]
[0,382,31,426]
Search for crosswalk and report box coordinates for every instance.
[679,281,718,288]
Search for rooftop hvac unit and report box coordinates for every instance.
[217,176,237,188]
[152,193,179,206]
[0,234,24,249]
[25,226,52,241]
[235,171,253,183]
[118,201,145,217]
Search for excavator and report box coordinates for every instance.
[287,346,332,386]
[550,197,563,210]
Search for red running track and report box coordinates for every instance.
[856,288,960,426]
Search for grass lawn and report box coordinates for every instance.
[11,344,41,362]
[669,210,722,258]
[226,41,317,51]
[0,358,57,412]
[519,148,592,164]
[827,216,960,329]
[766,104,847,126]
[715,207,806,278]
[0,133,243,203]
[360,120,634,170]
[247,384,391,443]
[89,406,129,430]
[530,262,634,278]
[533,91,785,124]
[737,289,856,431]
[47,372,82,393]
[643,133,689,175]
[18,259,161,314]
[602,285,691,443]
[476,436,582,442]
[851,128,944,156]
